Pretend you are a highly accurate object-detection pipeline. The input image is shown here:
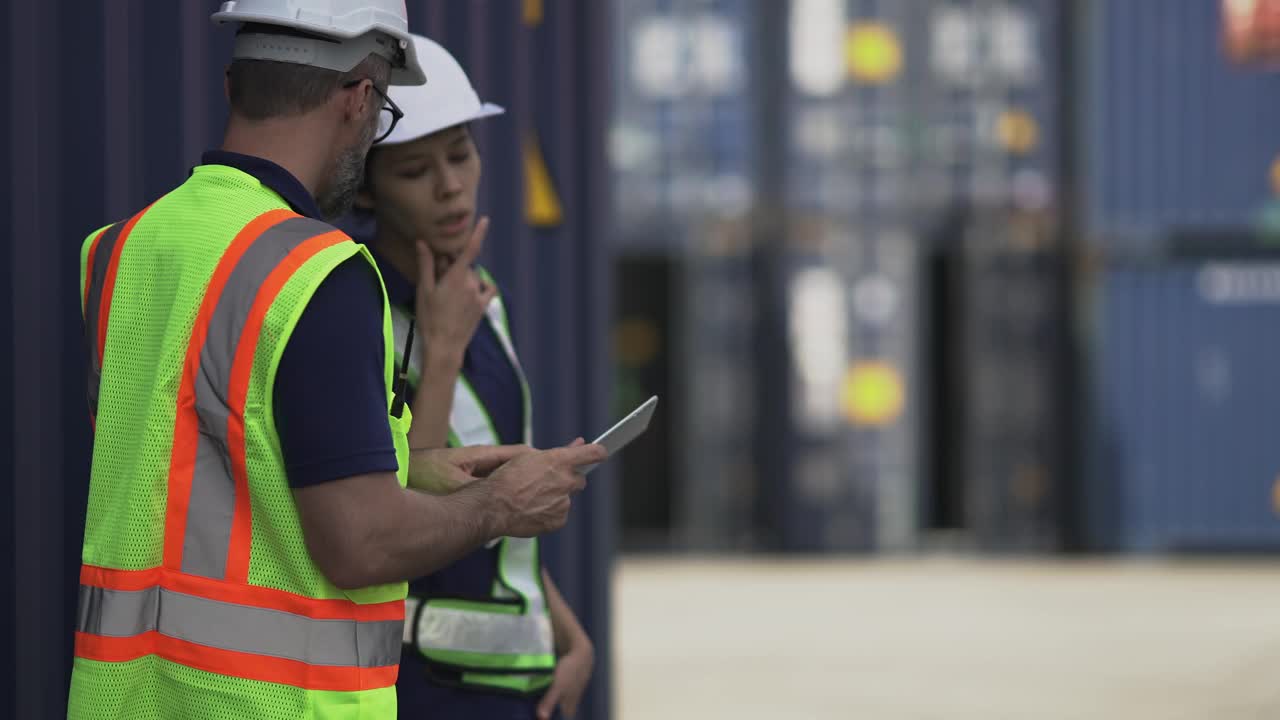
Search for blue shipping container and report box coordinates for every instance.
[1091,261,1280,551]
[1086,0,1280,240]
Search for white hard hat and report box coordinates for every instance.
[212,0,426,86]
[379,34,504,146]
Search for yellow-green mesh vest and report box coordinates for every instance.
[70,164,412,720]
[390,268,556,695]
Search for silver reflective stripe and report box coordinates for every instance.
[494,537,546,616]
[483,295,533,446]
[448,295,530,448]
[182,216,338,578]
[84,222,126,417]
[416,604,553,657]
[86,360,102,421]
[452,376,498,447]
[78,585,156,638]
[471,298,545,618]
[182,437,235,577]
[77,584,401,668]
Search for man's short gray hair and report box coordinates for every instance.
[227,27,391,121]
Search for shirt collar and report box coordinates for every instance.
[199,150,324,220]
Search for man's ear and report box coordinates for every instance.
[340,78,372,124]
[223,67,232,102]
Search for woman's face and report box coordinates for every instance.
[365,125,482,262]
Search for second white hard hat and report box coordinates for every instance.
[379,34,504,146]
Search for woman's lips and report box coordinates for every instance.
[435,211,470,237]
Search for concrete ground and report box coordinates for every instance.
[613,557,1280,720]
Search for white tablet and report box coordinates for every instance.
[579,395,658,474]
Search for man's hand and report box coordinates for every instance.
[484,442,607,538]
[537,640,594,719]
[294,444,604,590]
[407,444,531,494]
[416,217,496,368]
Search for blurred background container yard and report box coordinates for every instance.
[5,0,1280,717]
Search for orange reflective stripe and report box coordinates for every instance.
[84,219,129,423]
[77,563,404,691]
[163,208,300,571]
[96,204,153,365]
[82,226,109,318]
[83,225,108,428]
[80,565,405,622]
[75,631,399,692]
[223,229,349,583]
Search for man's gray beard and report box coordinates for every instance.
[317,113,377,220]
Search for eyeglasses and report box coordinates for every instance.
[343,79,404,144]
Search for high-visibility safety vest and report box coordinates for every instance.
[390,269,556,695]
[70,164,413,720]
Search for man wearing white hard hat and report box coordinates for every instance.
[69,5,604,719]
[343,35,594,720]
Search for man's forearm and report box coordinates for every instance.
[297,444,598,591]
[361,480,498,585]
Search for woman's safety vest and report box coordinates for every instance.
[69,164,413,720]
[391,267,556,695]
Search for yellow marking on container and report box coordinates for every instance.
[841,361,905,426]
[524,133,563,227]
[997,110,1040,155]
[524,0,543,27]
[845,23,903,85]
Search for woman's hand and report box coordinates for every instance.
[537,637,594,719]
[415,217,496,368]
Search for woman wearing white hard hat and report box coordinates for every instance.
[348,35,593,720]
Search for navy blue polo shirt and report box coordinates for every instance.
[200,151,398,487]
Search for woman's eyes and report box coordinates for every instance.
[397,152,469,178]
